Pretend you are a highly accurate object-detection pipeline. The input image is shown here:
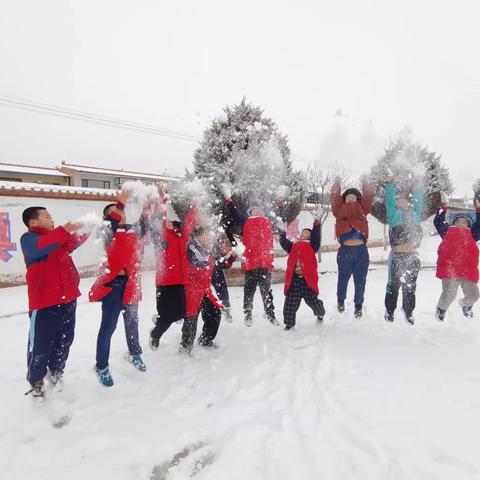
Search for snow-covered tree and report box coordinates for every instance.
[192,98,305,226]
[363,137,453,224]
[474,178,480,202]
[305,161,351,224]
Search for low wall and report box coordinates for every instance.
[0,190,158,286]
[0,187,387,287]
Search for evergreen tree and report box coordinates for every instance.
[363,137,453,224]
[191,98,305,226]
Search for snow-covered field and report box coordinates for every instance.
[2,242,480,480]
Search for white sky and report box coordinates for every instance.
[0,0,478,195]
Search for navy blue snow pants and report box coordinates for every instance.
[336,244,369,306]
[212,265,230,308]
[27,300,76,385]
[96,276,142,370]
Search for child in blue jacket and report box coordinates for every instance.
[21,207,86,400]
[384,175,424,325]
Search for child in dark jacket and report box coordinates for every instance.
[279,219,325,330]
[21,207,87,400]
[433,198,480,320]
[225,197,278,327]
[212,233,237,322]
[89,190,149,386]
[331,181,374,318]
[180,226,223,354]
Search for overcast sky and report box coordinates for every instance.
[0,0,478,195]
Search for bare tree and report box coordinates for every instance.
[305,161,351,261]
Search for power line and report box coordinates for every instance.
[0,94,314,165]
[0,94,202,142]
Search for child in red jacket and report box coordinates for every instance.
[226,197,278,327]
[89,190,150,386]
[180,226,223,354]
[149,188,197,349]
[330,181,373,318]
[434,198,480,320]
[279,219,325,330]
[20,207,86,400]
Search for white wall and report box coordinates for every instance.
[0,195,156,283]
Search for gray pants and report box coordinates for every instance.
[437,278,480,311]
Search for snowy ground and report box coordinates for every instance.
[2,240,480,479]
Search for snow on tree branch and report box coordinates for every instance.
[363,135,453,224]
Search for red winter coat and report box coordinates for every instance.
[89,231,142,305]
[20,226,87,310]
[242,216,274,272]
[185,249,222,317]
[331,183,374,241]
[436,227,479,283]
[154,208,197,286]
[284,241,319,295]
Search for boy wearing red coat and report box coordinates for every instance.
[434,198,480,320]
[149,191,197,349]
[180,226,223,354]
[20,207,86,399]
[226,197,278,327]
[89,190,149,386]
[279,219,325,330]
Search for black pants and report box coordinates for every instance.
[385,251,420,316]
[244,268,275,318]
[151,285,186,340]
[284,275,325,327]
[180,296,221,353]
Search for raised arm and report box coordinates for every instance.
[21,226,71,263]
[472,199,480,241]
[65,232,89,252]
[433,208,449,238]
[310,220,321,253]
[181,206,198,240]
[226,199,248,229]
[361,183,374,215]
[385,182,402,227]
[412,183,425,224]
[279,230,293,254]
[330,182,343,217]
[102,201,124,245]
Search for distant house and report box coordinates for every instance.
[58,161,181,189]
[0,162,69,185]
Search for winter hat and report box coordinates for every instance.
[342,188,362,203]
[247,206,263,216]
[451,213,473,228]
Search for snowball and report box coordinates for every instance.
[74,212,103,234]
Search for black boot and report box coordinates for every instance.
[337,300,345,313]
[402,308,414,325]
[354,304,363,319]
[435,307,446,321]
[384,310,394,322]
